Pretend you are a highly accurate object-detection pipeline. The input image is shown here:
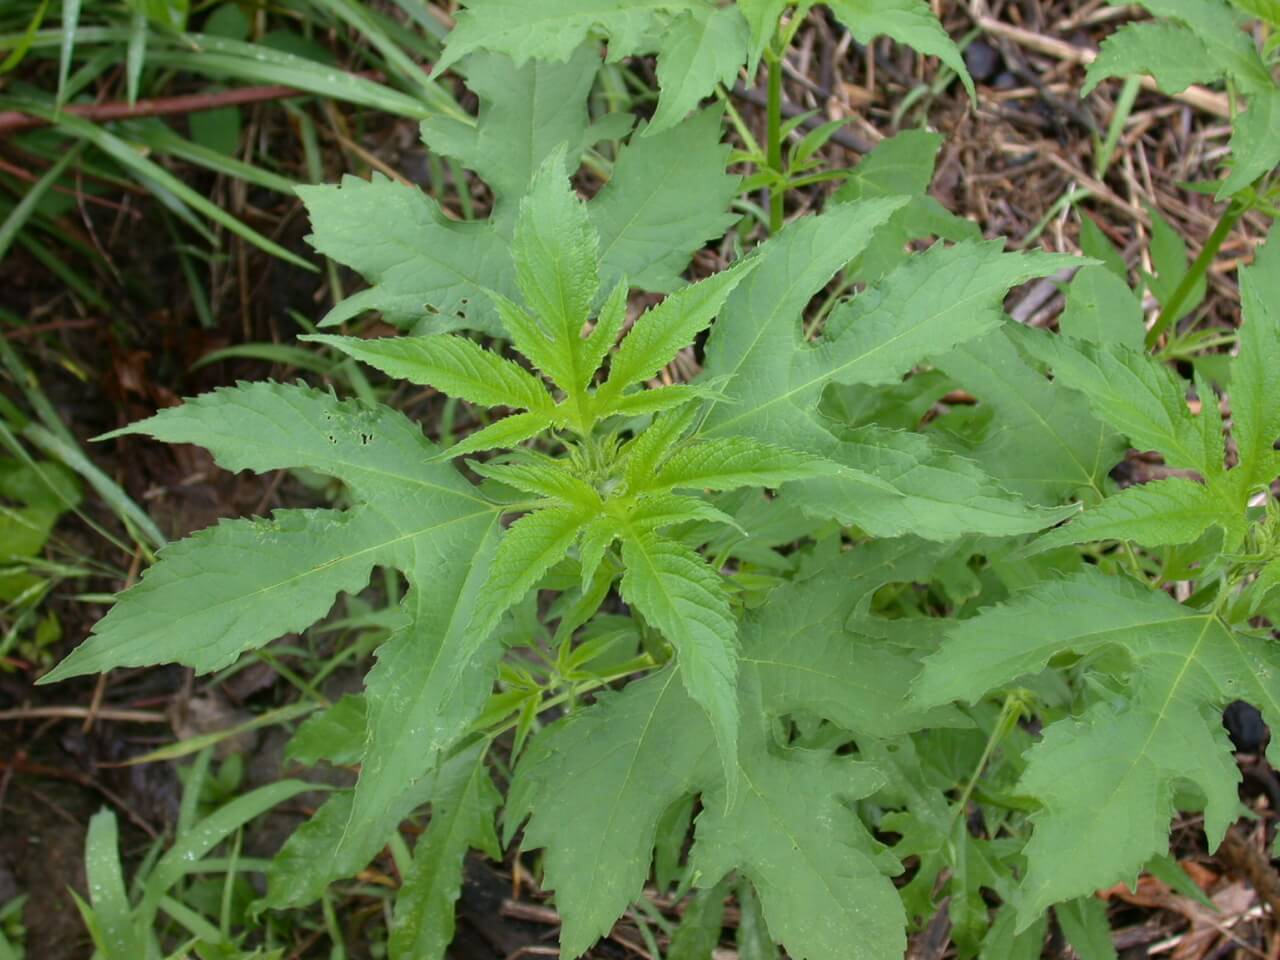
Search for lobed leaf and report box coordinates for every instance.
[598,258,758,407]
[1014,329,1221,477]
[439,410,557,460]
[512,150,601,393]
[1230,224,1280,495]
[700,209,1081,538]
[1057,265,1144,349]
[826,0,975,101]
[738,0,789,67]
[298,175,513,332]
[41,509,400,682]
[510,670,710,957]
[644,436,829,494]
[649,6,750,133]
[420,46,604,228]
[1029,477,1227,551]
[470,459,602,508]
[512,538,951,959]
[346,525,503,863]
[1219,87,1280,198]
[915,570,1280,923]
[619,531,740,796]
[797,424,1078,538]
[468,507,589,647]
[1140,0,1273,93]
[1083,21,1220,95]
[438,0,700,71]
[691,707,905,960]
[934,329,1125,506]
[591,107,741,293]
[391,743,501,960]
[306,334,553,412]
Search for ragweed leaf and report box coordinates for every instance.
[596,258,758,409]
[644,436,829,494]
[469,459,602,509]
[915,569,1280,925]
[297,174,513,333]
[619,531,739,796]
[511,540,948,960]
[826,0,975,102]
[438,0,700,72]
[623,404,700,491]
[512,149,600,390]
[439,410,557,460]
[1030,477,1227,550]
[933,329,1125,505]
[737,0,788,67]
[1083,21,1220,95]
[591,106,741,293]
[391,743,501,960]
[1220,88,1280,201]
[286,694,367,767]
[608,384,713,417]
[1231,0,1280,25]
[1140,0,1273,93]
[701,205,1079,538]
[469,507,589,646]
[304,47,737,336]
[46,383,498,682]
[801,424,1078,538]
[508,669,710,958]
[53,383,507,918]
[264,772,438,909]
[1014,330,1221,477]
[831,128,981,283]
[349,537,502,864]
[1231,224,1280,495]
[690,705,903,960]
[305,334,553,412]
[490,293,577,391]
[649,5,751,133]
[578,515,622,589]
[626,493,741,534]
[1030,228,1279,553]
[420,46,604,229]
[581,279,631,379]
[1058,265,1145,349]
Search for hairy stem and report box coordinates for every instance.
[1145,201,1243,349]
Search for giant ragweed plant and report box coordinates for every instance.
[43,1,1280,958]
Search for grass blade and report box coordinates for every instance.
[23,422,167,549]
[0,138,82,261]
[3,98,315,270]
[56,0,81,106]
[0,0,51,73]
[84,810,146,959]
[125,7,146,105]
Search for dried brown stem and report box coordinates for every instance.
[0,71,382,136]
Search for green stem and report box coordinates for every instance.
[1145,201,1243,349]
[765,50,784,234]
[952,694,1024,826]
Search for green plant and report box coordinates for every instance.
[72,747,311,960]
[1082,0,1280,347]
[38,3,1280,960]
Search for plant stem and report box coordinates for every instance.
[765,50,784,234]
[952,694,1023,826]
[1145,201,1243,349]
